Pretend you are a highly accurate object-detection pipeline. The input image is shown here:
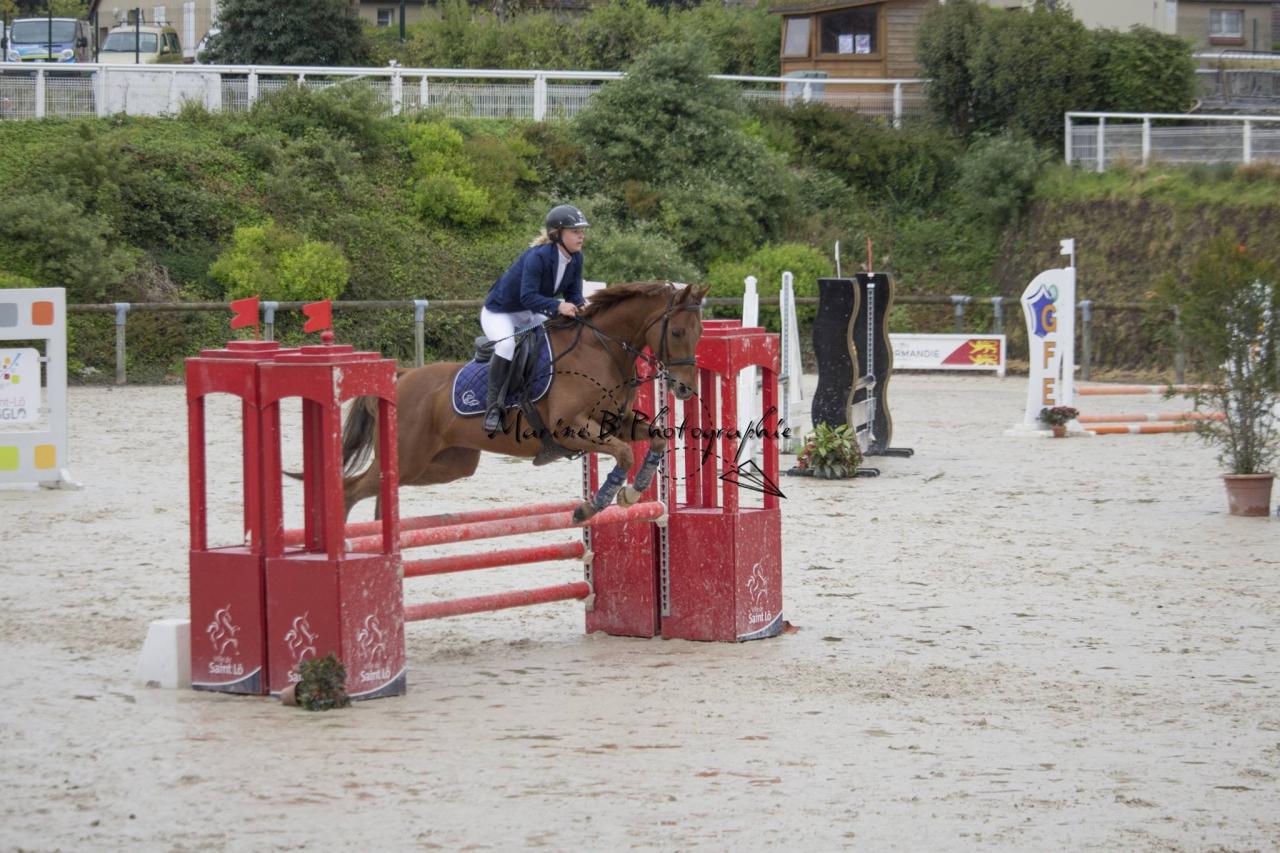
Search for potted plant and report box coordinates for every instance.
[1039,405,1079,438]
[281,654,351,711]
[792,423,864,479]
[1161,234,1280,517]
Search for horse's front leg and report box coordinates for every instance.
[616,413,666,508]
[566,423,636,524]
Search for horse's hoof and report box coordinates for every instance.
[616,485,641,507]
[572,504,591,525]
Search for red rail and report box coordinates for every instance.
[348,500,665,553]
[1077,411,1223,424]
[404,581,592,622]
[1085,423,1197,435]
[403,540,585,577]
[282,500,580,546]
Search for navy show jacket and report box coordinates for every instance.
[484,242,584,316]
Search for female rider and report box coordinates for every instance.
[480,204,590,433]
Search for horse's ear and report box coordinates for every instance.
[690,284,710,304]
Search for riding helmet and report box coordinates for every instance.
[545,204,590,231]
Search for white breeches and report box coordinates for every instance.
[480,308,546,361]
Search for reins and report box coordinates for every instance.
[549,286,701,384]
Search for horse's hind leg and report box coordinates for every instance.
[415,446,481,486]
[343,465,383,520]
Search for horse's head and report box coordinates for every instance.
[647,284,708,401]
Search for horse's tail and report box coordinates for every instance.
[341,396,380,479]
[282,368,406,482]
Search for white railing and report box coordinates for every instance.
[1194,50,1280,110]
[1065,111,1280,171]
[0,62,929,124]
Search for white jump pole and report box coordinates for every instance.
[779,271,805,453]
[738,276,761,460]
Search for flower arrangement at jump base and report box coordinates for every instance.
[281,654,351,711]
[793,423,863,479]
[1039,405,1079,437]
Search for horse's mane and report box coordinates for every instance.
[541,281,680,330]
[581,281,678,319]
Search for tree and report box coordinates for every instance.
[202,0,368,67]
[918,0,1194,147]
[570,39,796,266]
[919,0,1094,146]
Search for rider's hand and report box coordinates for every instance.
[557,301,578,318]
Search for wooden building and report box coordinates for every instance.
[770,0,934,81]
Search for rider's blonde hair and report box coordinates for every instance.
[530,228,557,248]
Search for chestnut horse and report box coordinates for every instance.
[341,282,708,523]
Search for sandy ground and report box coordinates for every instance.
[1,373,1277,851]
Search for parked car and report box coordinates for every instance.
[193,26,220,64]
[5,17,92,63]
[98,22,183,65]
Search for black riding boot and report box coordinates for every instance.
[483,355,512,433]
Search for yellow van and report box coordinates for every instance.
[98,22,183,65]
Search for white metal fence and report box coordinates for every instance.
[0,62,928,125]
[1065,111,1280,171]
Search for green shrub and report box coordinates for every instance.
[588,228,700,285]
[385,0,778,74]
[573,41,747,188]
[919,0,1095,146]
[249,83,389,152]
[0,271,38,288]
[573,0,671,70]
[1092,26,1195,114]
[0,193,137,302]
[755,103,961,210]
[655,178,763,268]
[950,134,1050,229]
[209,220,350,302]
[405,120,539,229]
[706,243,832,299]
[678,0,781,77]
[571,40,795,263]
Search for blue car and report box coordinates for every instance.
[6,18,93,63]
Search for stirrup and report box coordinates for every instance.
[483,406,504,433]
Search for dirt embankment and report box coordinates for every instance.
[989,198,1280,376]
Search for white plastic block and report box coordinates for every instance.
[136,618,192,689]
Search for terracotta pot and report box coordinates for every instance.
[1222,473,1275,517]
[280,683,298,706]
[1051,425,1067,438]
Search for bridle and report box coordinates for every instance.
[551,286,702,387]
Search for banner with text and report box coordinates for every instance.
[890,334,1006,377]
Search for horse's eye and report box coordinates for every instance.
[672,329,685,338]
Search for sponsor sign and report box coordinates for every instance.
[890,334,1006,377]
[0,349,40,423]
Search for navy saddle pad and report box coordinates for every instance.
[451,325,554,416]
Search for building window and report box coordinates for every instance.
[1209,9,1243,38]
[819,6,877,56]
[783,17,810,57]
[377,8,394,27]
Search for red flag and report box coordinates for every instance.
[229,296,259,331]
[302,300,333,334]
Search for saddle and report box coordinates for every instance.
[452,325,578,466]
